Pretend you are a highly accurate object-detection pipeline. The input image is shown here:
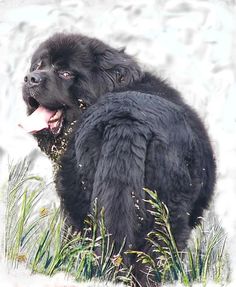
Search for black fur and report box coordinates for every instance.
[22,33,216,284]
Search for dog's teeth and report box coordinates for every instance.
[49,110,63,123]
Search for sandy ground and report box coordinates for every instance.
[0,0,236,286]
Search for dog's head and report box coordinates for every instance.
[20,33,143,161]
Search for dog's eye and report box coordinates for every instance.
[58,71,74,80]
[115,70,125,83]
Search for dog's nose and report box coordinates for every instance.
[24,72,42,86]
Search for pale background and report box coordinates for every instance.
[0,0,236,285]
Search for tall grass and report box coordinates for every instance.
[4,160,230,286]
[5,160,131,284]
[129,189,230,286]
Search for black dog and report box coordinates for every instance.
[21,33,216,284]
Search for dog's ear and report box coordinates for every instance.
[89,40,143,90]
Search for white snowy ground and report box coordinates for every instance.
[0,0,236,286]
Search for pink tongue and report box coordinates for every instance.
[19,106,56,134]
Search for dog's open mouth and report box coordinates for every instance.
[19,104,63,135]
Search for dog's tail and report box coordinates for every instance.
[92,121,149,252]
